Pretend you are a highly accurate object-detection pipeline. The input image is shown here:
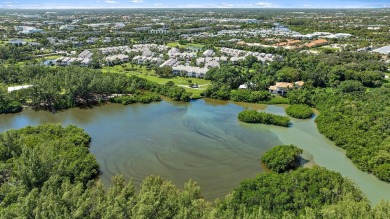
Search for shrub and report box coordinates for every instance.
[238,109,290,127]
[110,92,161,105]
[374,164,390,182]
[261,145,303,173]
[286,104,313,119]
[230,90,270,103]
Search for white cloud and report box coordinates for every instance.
[130,0,144,3]
[175,2,278,8]
[303,4,312,8]
[254,2,276,7]
[104,0,117,3]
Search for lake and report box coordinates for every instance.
[0,99,389,204]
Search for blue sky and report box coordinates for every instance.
[0,0,389,9]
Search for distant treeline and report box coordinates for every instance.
[203,50,385,101]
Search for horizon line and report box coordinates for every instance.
[0,7,389,10]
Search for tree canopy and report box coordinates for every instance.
[285,104,314,119]
[238,109,290,127]
[261,145,303,173]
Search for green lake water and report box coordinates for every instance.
[0,99,389,204]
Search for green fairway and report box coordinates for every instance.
[102,63,210,98]
[166,42,205,49]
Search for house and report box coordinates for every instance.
[239,84,248,89]
[295,81,305,88]
[81,58,91,67]
[61,57,71,66]
[172,66,208,78]
[59,25,76,31]
[304,39,328,48]
[9,39,26,45]
[149,29,169,34]
[43,60,56,66]
[168,48,180,57]
[106,54,129,64]
[237,41,246,46]
[205,60,220,68]
[239,82,255,89]
[372,45,390,55]
[29,42,41,47]
[160,58,178,67]
[114,22,126,29]
[269,82,294,95]
[203,49,214,57]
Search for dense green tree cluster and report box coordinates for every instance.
[203,50,386,101]
[0,124,99,210]
[285,104,313,119]
[1,175,212,219]
[0,88,23,114]
[204,66,246,100]
[155,66,173,78]
[0,65,44,85]
[110,92,162,105]
[313,87,390,182]
[152,81,191,101]
[238,109,290,127]
[337,80,366,93]
[0,45,33,63]
[218,167,365,218]
[230,89,270,103]
[261,145,303,173]
[289,86,390,182]
[0,65,190,113]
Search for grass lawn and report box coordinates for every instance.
[166,42,205,49]
[167,42,179,47]
[102,63,210,98]
[21,38,36,42]
[43,55,61,60]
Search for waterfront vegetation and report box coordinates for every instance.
[0,65,190,113]
[287,87,390,182]
[238,109,290,127]
[313,88,390,182]
[285,104,313,119]
[230,89,271,103]
[1,124,390,218]
[0,88,23,114]
[109,91,162,104]
[200,48,389,182]
[261,145,303,173]
[220,167,366,218]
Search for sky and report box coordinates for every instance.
[0,0,389,9]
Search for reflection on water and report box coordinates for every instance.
[0,100,389,204]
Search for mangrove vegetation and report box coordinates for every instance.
[285,104,314,119]
[261,144,303,173]
[238,109,290,127]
